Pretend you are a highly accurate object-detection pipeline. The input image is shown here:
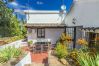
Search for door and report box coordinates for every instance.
[88,32,96,47]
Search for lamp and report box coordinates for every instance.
[72,18,76,25]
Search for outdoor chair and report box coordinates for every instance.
[43,44,48,52]
[35,44,42,53]
[32,44,36,53]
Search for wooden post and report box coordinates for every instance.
[73,27,76,49]
[64,26,66,33]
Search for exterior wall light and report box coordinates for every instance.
[72,18,76,25]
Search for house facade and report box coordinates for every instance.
[25,10,70,48]
[24,0,99,49]
[66,0,99,47]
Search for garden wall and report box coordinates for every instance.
[0,39,23,49]
[15,52,32,66]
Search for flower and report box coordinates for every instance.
[77,38,88,45]
[95,37,99,41]
[60,33,72,43]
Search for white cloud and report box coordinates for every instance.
[10,2,18,6]
[37,1,44,5]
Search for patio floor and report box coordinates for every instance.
[21,46,67,66]
[21,46,48,63]
[31,52,48,63]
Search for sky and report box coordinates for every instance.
[6,0,73,20]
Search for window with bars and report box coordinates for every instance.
[37,28,45,38]
[66,28,74,39]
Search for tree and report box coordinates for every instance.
[0,1,21,37]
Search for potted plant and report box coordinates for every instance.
[28,40,33,47]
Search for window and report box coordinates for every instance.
[37,28,45,38]
[66,28,74,39]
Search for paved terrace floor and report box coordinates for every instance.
[22,46,65,66]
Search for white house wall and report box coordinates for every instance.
[27,28,64,44]
[45,28,64,44]
[27,29,37,41]
[65,0,99,27]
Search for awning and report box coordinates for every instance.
[25,23,66,28]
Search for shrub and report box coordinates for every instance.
[69,49,78,60]
[55,42,68,59]
[28,40,32,45]
[77,38,88,46]
[0,46,23,63]
[77,51,99,66]
[0,36,24,45]
[60,33,72,44]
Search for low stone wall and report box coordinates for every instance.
[0,39,23,49]
[15,52,32,66]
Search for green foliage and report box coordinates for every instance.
[21,25,27,38]
[0,46,23,63]
[77,51,99,66]
[8,0,14,2]
[0,1,22,37]
[28,40,32,45]
[69,49,78,60]
[55,42,68,59]
[0,36,24,45]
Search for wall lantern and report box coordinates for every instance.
[72,18,76,25]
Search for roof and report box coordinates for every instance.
[25,23,66,28]
[23,10,61,14]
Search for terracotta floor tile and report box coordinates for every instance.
[31,52,48,63]
[21,46,48,63]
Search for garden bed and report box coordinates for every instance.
[0,36,24,46]
[0,46,31,66]
[53,33,99,66]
